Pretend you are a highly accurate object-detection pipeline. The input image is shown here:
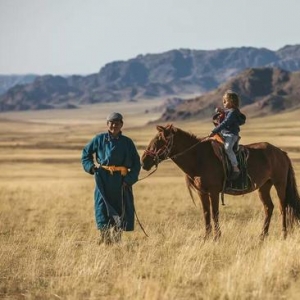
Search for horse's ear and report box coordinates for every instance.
[156,125,164,132]
[157,124,176,136]
[169,124,177,133]
[165,123,176,133]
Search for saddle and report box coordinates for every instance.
[209,134,253,196]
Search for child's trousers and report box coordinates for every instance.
[222,133,239,167]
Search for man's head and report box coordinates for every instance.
[106,112,123,123]
[106,112,123,137]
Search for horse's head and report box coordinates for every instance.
[141,124,176,171]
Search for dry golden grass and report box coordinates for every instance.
[1,103,300,299]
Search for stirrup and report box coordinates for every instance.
[229,171,240,181]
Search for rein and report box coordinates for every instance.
[139,132,203,181]
[143,131,202,165]
[170,138,203,160]
[137,132,174,181]
[137,166,158,181]
[137,131,204,236]
[120,184,149,237]
[144,132,174,164]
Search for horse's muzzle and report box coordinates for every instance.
[141,162,151,171]
[140,157,155,171]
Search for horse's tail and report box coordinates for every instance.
[185,175,197,207]
[285,155,300,227]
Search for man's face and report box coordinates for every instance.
[107,120,123,136]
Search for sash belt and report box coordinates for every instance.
[101,165,128,176]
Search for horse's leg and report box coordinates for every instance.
[210,191,221,241]
[258,180,274,240]
[274,181,288,239]
[199,192,212,240]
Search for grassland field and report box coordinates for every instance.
[1,100,300,299]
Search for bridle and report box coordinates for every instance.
[140,130,204,183]
[143,131,174,167]
[143,131,204,166]
[136,132,175,236]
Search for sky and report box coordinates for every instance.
[1,0,300,75]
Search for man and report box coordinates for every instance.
[81,112,141,244]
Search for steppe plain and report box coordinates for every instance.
[1,100,300,300]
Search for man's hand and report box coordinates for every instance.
[90,164,100,174]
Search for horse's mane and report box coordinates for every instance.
[167,124,204,142]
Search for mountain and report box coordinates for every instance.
[159,67,300,121]
[0,74,37,95]
[1,45,300,112]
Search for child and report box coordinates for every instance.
[209,90,246,180]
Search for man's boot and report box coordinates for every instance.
[230,165,240,180]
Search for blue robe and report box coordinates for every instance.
[81,132,141,231]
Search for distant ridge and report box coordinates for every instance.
[159,67,300,121]
[0,74,37,95]
[0,44,300,114]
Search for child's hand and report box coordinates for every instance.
[215,107,224,113]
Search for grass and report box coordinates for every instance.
[1,103,300,299]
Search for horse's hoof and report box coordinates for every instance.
[259,232,268,241]
[282,231,287,240]
[213,232,221,242]
[200,235,210,242]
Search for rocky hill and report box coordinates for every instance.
[0,74,36,95]
[159,67,300,121]
[1,45,300,112]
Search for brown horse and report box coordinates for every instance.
[141,124,300,240]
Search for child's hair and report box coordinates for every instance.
[223,90,240,108]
